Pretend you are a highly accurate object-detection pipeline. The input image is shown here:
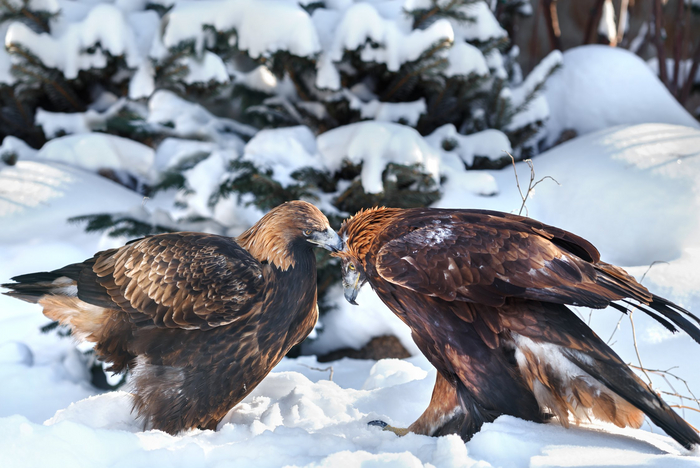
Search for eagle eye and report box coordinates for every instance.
[303,229,313,236]
[348,263,355,271]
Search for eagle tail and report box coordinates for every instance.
[1,264,83,303]
[2,263,110,343]
[596,263,700,344]
[564,348,700,450]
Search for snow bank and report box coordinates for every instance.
[0,160,143,242]
[515,123,700,267]
[32,134,156,182]
[0,361,696,468]
[543,45,700,147]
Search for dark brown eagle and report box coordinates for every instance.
[335,207,700,450]
[2,200,342,434]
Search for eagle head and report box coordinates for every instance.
[332,249,367,305]
[238,201,342,270]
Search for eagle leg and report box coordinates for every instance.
[406,372,465,437]
[368,420,410,436]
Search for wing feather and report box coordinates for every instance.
[83,232,265,330]
[374,213,607,308]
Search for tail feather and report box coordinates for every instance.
[2,264,85,303]
[564,348,700,450]
[596,263,700,345]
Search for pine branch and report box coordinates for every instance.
[69,214,175,238]
[0,0,52,33]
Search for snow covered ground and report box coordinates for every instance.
[2,123,700,467]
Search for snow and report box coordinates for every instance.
[348,97,427,127]
[243,126,324,187]
[129,62,156,99]
[147,90,252,149]
[6,4,142,80]
[0,160,143,242]
[181,51,229,85]
[444,41,489,78]
[0,121,700,468]
[505,50,562,132]
[515,124,700,267]
[32,133,156,183]
[542,45,700,148]
[162,0,322,59]
[426,124,512,167]
[35,108,100,138]
[327,4,453,72]
[449,0,507,42]
[317,121,442,194]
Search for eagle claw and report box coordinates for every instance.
[367,420,388,428]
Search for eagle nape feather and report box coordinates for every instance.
[335,207,700,450]
[2,200,341,434]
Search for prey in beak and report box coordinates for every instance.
[307,227,344,252]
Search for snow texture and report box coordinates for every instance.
[147,90,252,150]
[162,0,321,59]
[31,133,156,183]
[449,0,508,42]
[505,50,562,132]
[444,41,489,77]
[243,126,324,187]
[6,4,142,79]
[426,124,512,167]
[543,45,700,147]
[317,121,442,194]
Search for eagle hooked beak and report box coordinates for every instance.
[342,267,362,306]
[308,227,344,252]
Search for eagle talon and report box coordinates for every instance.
[367,419,388,428]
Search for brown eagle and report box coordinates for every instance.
[2,201,342,434]
[335,207,700,450]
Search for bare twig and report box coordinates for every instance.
[639,260,669,284]
[507,152,560,217]
[671,0,686,95]
[298,363,334,381]
[614,0,630,47]
[652,0,669,87]
[628,311,654,386]
[541,0,562,50]
[606,312,625,345]
[679,39,700,105]
[583,0,606,45]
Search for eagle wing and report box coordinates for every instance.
[374,211,617,308]
[81,232,265,330]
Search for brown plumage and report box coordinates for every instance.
[335,207,700,449]
[3,201,342,434]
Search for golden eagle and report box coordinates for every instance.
[335,207,700,449]
[3,201,342,434]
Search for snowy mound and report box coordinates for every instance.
[543,45,699,147]
[0,160,143,243]
[0,357,697,467]
[520,123,700,267]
